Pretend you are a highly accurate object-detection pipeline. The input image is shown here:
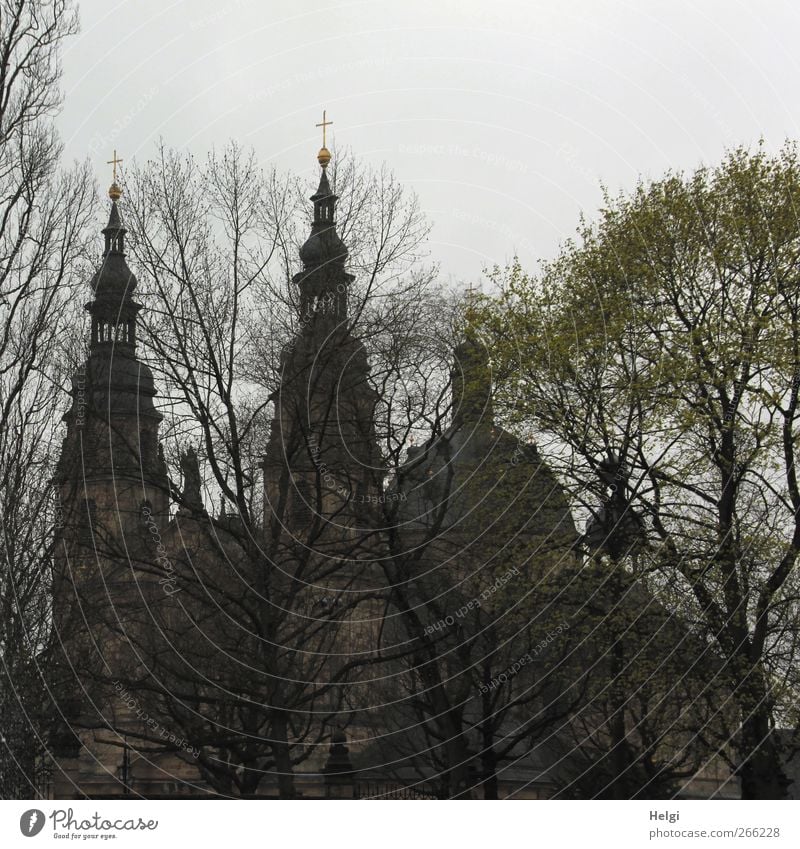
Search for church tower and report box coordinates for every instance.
[51,168,171,797]
[262,123,382,542]
[260,125,386,784]
[54,168,168,518]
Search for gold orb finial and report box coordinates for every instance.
[106,149,124,201]
[315,110,333,169]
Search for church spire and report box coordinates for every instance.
[86,154,140,352]
[312,111,335,224]
[54,148,165,488]
[295,111,353,321]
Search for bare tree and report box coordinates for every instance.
[0,0,95,798]
[89,141,436,797]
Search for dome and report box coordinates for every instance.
[67,350,161,420]
[398,422,576,548]
[298,224,348,268]
[394,335,577,555]
[90,349,157,393]
[89,252,139,299]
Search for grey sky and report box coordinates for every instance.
[59,0,800,283]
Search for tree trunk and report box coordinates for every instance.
[271,710,296,799]
[738,706,789,800]
[481,747,499,799]
[443,725,473,799]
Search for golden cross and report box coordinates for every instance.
[107,149,123,182]
[316,110,333,148]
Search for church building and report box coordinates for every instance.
[45,129,736,800]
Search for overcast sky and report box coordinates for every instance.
[58,0,800,284]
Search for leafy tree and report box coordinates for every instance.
[477,143,800,798]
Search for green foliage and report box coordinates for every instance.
[476,142,800,797]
